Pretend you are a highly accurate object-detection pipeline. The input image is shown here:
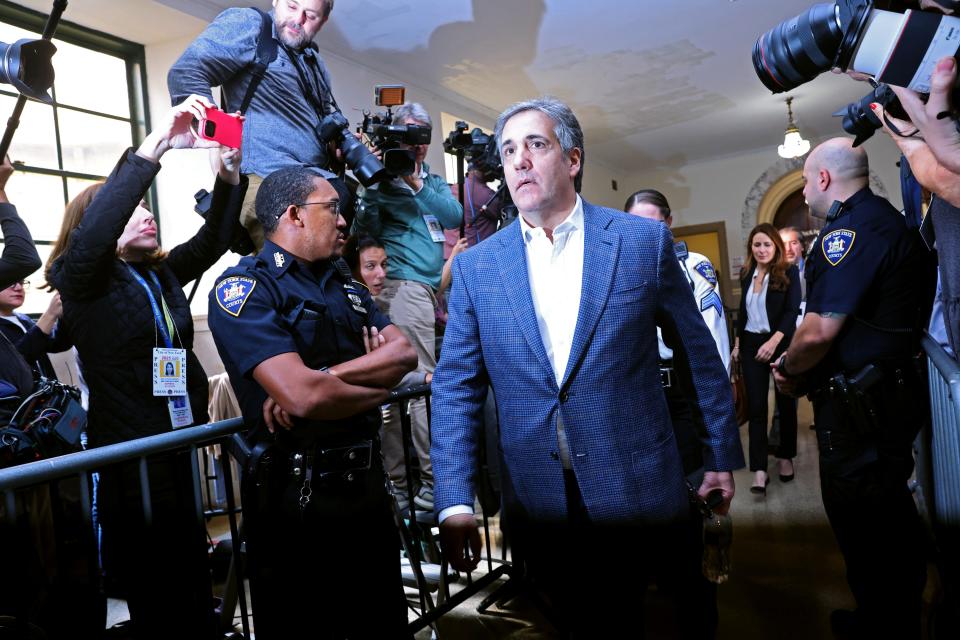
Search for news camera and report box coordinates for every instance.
[443,120,503,183]
[359,85,431,178]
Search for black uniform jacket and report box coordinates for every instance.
[48,150,246,447]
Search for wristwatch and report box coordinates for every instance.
[776,353,792,377]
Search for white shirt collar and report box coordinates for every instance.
[519,195,583,244]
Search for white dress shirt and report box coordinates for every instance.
[518,196,585,384]
[744,270,772,333]
[438,196,585,524]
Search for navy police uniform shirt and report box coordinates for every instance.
[208,240,392,447]
[804,187,929,384]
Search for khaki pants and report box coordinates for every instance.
[377,278,436,491]
[240,174,265,253]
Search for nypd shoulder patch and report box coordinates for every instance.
[821,229,856,266]
[693,260,718,286]
[215,276,257,317]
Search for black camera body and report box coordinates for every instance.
[360,109,431,178]
[443,121,503,183]
[318,111,389,186]
[0,377,85,468]
[834,82,901,146]
[194,188,255,256]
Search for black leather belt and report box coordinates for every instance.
[289,440,374,485]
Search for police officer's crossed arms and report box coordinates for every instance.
[206,166,417,639]
[772,138,932,639]
[209,167,416,433]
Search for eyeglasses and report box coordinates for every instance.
[6,280,29,290]
[279,200,342,220]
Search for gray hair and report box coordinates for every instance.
[393,102,432,129]
[494,96,585,192]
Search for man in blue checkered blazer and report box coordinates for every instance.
[431,97,744,635]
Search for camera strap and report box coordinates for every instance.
[231,8,279,115]
[284,42,337,121]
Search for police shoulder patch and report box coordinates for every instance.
[673,240,689,261]
[693,260,718,286]
[215,276,257,317]
[700,290,723,318]
[821,229,856,266]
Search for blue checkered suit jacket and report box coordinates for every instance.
[431,201,745,524]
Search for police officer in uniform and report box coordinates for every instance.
[208,166,417,639]
[626,188,731,638]
[772,138,934,639]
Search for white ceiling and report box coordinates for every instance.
[14,0,878,173]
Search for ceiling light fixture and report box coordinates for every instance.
[777,96,810,159]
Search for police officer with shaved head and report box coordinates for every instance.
[773,137,935,639]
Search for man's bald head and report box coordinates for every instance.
[802,137,869,217]
[807,137,868,184]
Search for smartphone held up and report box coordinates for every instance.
[197,106,243,149]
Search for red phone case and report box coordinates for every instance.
[199,107,243,149]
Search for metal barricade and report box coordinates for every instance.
[917,334,960,637]
[388,383,515,637]
[919,334,960,528]
[0,418,250,638]
[0,384,522,638]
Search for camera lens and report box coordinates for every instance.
[340,133,388,186]
[204,120,217,137]
[381,148,416,177]
[753,3,844,93]
[836,83,896,147]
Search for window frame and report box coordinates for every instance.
[0,0,155,236]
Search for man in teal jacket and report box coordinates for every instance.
[353,101,462,511]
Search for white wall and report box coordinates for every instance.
[625,131,906,284]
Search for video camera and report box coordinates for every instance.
[358,85,431,178]
[0,377,85,468]
[443,120,503,183]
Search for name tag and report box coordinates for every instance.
[153,347,187,397]
[168,395,194,430]
[422,214,445,242]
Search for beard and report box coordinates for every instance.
[277,20,312,49]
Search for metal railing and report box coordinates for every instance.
[0,384,520,638]
[919,334,960,528]
[0,418,250,637]
[915,334,960,636]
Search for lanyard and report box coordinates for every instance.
[126,264,175,349]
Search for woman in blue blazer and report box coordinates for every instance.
[733,223,802,494]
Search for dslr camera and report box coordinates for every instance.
[359,85,431,178]
[754,1,960,143]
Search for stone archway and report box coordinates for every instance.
[740,156,889,247]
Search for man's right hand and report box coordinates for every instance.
[439,513,481,572]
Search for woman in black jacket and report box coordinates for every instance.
[48,95,245,640]
[0,156,42,409]
[732,223,802,495]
